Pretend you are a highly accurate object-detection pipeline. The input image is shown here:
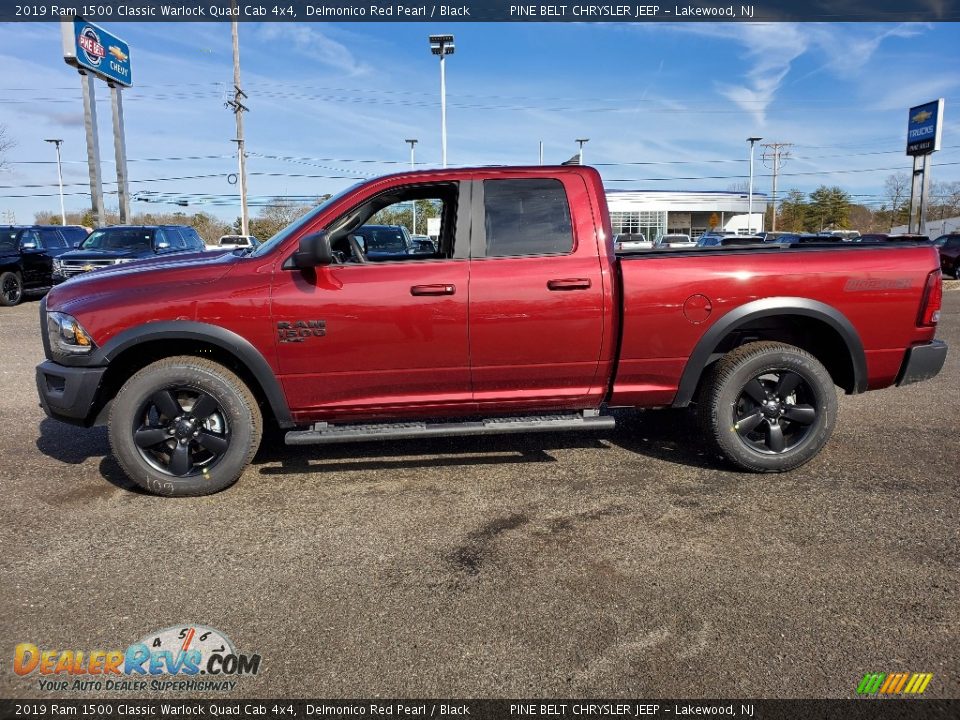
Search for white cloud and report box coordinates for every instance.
[656,23,933,125]
[254,25,370,77]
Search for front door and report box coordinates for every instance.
[271,181,475,419]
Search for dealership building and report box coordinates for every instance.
[605,189,768,240]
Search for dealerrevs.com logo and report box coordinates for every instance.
[13,625,261,693]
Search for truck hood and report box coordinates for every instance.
[47,250,238,314]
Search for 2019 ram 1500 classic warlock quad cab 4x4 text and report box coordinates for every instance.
[35,167,947,496]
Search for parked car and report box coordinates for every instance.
[934,233,960,278]
[36,165,946,496]
[614,233,654,252]
[655,233,696,248]
[349,224,419,259]
[827,230,862,241]
[858,233,930,244]
[216,234,260,250]
[0,225,87,306]
[719,235,766,246]
[52,225,207,283]
[758,231,793,243]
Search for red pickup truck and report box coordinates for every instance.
[36,166,947,496]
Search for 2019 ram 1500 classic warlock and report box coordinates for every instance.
[35,167,947,496]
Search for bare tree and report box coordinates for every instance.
[884,172,910,227]
[0,124,14,171]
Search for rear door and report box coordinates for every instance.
[468,175,606,411]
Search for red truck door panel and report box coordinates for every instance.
[271,181,473,418]
[468,176,605,409]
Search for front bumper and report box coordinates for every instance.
[36,360,108,426]
[896,340,948,386]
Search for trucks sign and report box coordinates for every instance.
[61,18,132,87]
[906,99,944,156]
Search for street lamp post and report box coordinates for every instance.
[576,138,590,165]
[747,136,763,234]
[44,139,66,226]
[429,34,455,168]
[406,138,418,234]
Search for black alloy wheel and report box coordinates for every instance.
[698,341,837,473]
[133,387,231,477]
[0,272,22,306]
[732,370,818,454]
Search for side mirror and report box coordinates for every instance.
[20,240,38,250]
[291,231,334,268]
[155,241,171,251]
[73,241,83,248]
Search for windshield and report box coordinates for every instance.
[81,228,154,252]
[250,183,363,258]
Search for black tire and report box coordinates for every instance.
[0,271,23,307]
[697,341,837,473]
[108,356,262,496]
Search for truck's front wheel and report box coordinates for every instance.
[109,356,262,496]
[698,341,836,473]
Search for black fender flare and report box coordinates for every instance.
[94,321,294,428]
[671,297,868,407]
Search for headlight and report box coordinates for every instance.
[52,258,62,272]
[46,312,95,357]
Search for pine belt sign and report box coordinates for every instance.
[906,99,943,156]
[61,18,132,87]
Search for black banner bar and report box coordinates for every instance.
[3,0,960,23]
[1,699,958,720]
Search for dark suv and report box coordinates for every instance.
[351,224,436,259]
[1,225,90,306]
[934,233,960,278]
[53,225,206,284]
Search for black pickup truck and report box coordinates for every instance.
[0,225,89,306]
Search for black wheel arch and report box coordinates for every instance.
[672,297,868,408]
[91,321,294,428]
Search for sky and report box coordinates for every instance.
[0,20,959,223]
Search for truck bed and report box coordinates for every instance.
[610,242,941,407]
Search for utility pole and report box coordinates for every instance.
[228,12,250,236]
[405,138,418,234]
[44,139,66,226]
[746,137,762,234]
[761,142,792,231]
[576,138,589,165]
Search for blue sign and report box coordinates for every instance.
[906,99,943,156]
[61,19,132,87]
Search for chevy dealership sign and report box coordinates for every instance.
[61,19,132,87]
[906,99,943,156]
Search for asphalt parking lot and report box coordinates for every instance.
[1,288,958,700]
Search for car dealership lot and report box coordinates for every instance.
[1,289,958,699]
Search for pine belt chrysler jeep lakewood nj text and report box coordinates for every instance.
[35,167,948,496]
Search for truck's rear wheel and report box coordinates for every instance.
[108,356,262,496]
[698,341,836,472]
[1,271,23,306]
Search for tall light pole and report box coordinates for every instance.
[576,138,590,165]
[405,138,418,234]
[429,34,454,168]
[44,139,66,226]
[747,136,762,234]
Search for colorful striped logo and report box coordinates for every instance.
[857,672,933,695]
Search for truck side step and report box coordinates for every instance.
[284,411,615,446]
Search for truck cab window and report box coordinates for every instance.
[483,179,573,257]
[328,183,457,262]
